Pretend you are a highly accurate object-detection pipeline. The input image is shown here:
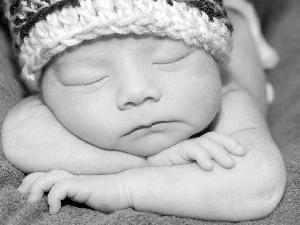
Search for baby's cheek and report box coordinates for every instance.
[193,76,222,130]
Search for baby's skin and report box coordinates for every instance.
[2,9,286,221]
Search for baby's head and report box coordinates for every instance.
[6,0,233,156]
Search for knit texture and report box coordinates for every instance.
[4,0,233,92]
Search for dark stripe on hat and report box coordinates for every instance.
[174,0,233,33]
[19,0,80,43]
[10,0,23,15]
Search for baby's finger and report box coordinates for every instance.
[18,172,46,194]
[179,140,214,171]
[27,170,74,203]
[195,137,235,169]
[48,179,80,214]
[204,132,245,156]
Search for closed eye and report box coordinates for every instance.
[78,76,109,88]
[153,51,193,67]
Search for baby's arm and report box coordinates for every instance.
[1,95,146,175]
[20,89,286,220]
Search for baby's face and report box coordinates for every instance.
[42,36,222,156]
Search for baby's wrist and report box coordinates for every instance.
[117,173,134,209]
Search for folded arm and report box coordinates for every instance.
[20,89,286,221]
[1,95,146,175]
[1,94,243,175]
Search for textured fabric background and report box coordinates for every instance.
[1,0,300,224]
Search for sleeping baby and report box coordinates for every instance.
[2,0,286,221]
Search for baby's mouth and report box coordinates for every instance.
[123,121,176,137]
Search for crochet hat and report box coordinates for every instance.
[5,0,233,92]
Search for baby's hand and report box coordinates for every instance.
[18,170,130,214]
[147,132,246,171]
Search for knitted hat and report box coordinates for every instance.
[5,0,233,92]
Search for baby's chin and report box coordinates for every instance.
[115,143,172,157]
[113,144,172,157]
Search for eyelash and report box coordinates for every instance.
[154,51,192,67]
[80,76,109,87]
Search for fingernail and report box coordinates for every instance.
[237,145,246,154]
[205,159,213,167]
[27,195,36,203]
[226,156,234,163]
[18,186,25,193]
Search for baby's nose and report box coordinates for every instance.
[116,73,162,110]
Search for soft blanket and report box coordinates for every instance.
[1,0,299,224]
